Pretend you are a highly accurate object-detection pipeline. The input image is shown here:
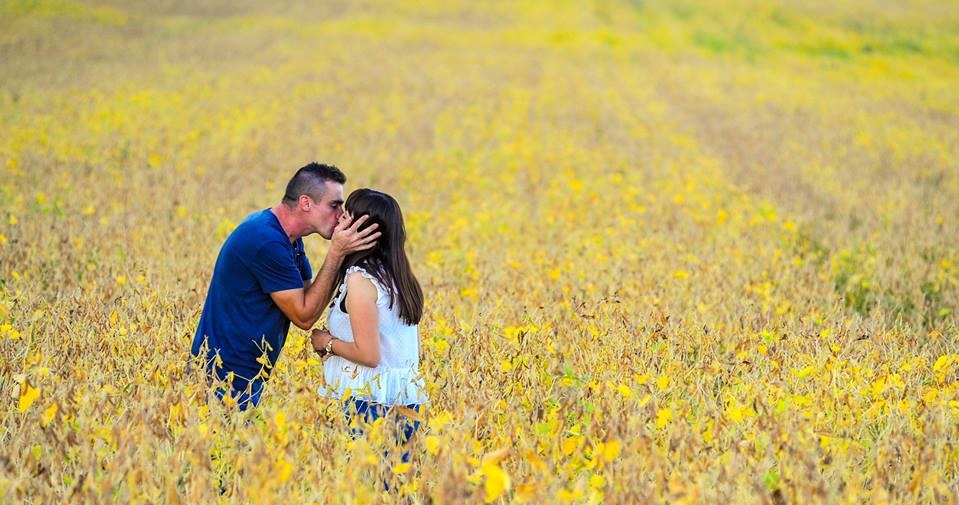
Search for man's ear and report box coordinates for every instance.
[299,194,311,211]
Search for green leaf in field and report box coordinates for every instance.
[763,469,780,491]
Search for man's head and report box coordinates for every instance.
[282,162,347,239]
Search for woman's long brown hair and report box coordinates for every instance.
[335,189,424,325]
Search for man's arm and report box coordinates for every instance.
[271,215,379,330]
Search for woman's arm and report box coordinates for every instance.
[315,273,381,367]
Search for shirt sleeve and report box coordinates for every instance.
[249,241,307,294]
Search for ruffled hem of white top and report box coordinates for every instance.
[321,356,428,406]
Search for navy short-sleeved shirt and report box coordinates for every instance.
[191,209,312,390]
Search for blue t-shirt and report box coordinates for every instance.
[191,209,312,391]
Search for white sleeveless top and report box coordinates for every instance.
[322,266,427,406]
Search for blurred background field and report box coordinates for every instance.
[1,0,958,503]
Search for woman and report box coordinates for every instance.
[311,188,426,452]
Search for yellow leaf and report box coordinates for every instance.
[933,355,952,372]
[634,372,652,384]
[392,462,411,475]
[656,374,669,391]
[556,487,585,502]
[589,474,607,489]
[656,407,673,429]
[702,421,715,443]
[168,402,183,426]
[429,410,454,431]
[433,338,450,353]
[41,403,57,426]
[729,406,743,423]
[482,463,510,503]
[19,384,40,413]
[727,403,755,423]
[425,435,442,455]
[273,411,287,430]
[273,458,293,483]
[602,439,622,461]
[524,450,546,471]
[515,482,538,502]
[615,383,633,398]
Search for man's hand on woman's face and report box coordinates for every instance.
[329,212,380,258]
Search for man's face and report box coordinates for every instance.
[306,181,345,239]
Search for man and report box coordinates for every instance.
[191,162,380,409]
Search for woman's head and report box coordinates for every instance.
[338,189,423,325]
[341,189,405,254]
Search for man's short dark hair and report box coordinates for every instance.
[282,162,346,206]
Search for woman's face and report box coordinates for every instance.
[338,210,353,228]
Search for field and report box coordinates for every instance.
[2,0,959,503]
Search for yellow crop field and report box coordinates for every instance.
[2,0,958,503]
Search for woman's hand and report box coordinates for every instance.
[311,328,333,356]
